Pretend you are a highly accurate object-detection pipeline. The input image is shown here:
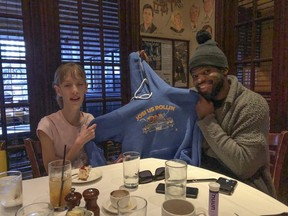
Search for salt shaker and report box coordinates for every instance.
[209,182,220,216]
[82,188,100,216]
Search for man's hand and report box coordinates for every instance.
[139,50,149,61]
[196,95,214,120]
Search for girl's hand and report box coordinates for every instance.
[77,123,97,147]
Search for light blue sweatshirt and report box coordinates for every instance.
[85,52,203,166]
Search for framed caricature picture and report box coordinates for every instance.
[139,0,215,41]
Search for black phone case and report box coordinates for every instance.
[155,183,199,198]
[216,177,238,195]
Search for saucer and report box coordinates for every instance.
[102,197,137,214]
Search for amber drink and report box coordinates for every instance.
[48,160,72,211]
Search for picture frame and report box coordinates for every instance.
[173,40,189,88]
[141,37,173,85]
[141,36,189,88]
[141,40,162,70]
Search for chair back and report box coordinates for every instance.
[0,140,7,172]
[98,140,122,164]
[268,131,288,193]
[24,138,46,178]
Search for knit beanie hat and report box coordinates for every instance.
[189,30,229,72]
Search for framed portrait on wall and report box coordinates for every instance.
[141,36,189,88]
[139,0,215,41]
[173,40,189,88]
[141,37,173,85]
[141,40,162,70]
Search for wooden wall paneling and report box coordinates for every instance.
[270,0,288,132]
[22,0,61,139]
[119,0,141,104]
[214,0,237,76]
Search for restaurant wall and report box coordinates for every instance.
[139,0,216,87]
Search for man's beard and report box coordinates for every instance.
[196,73,224,101]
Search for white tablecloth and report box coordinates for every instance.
[22,158,288,216]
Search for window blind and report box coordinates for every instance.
[235,0,274,103]
[0,0,30,138]
[58,0,122,117]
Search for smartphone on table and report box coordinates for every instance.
[216,177,238,195]
[155,183,199,198]
[187,177,238,195]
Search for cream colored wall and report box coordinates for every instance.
[140,0,215,88]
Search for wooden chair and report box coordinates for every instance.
[268,131,288,193]
[98,140,122,164]
[24,138,46,178]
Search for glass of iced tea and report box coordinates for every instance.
[48,160,72,211]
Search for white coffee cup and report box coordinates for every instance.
[162,199,207,216]
[110,189,130,208]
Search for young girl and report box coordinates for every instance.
[37,63,97,172]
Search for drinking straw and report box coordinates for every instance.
[58,145,67,208]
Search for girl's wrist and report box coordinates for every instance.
[74,138,85,149]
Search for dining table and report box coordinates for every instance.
[21,158,288,216]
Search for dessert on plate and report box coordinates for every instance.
[78,165,91,181]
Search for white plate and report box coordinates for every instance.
[102,197,137,214]
[72,169,102,184]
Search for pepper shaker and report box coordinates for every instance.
[82,188,100,216]
[65,188,82,211]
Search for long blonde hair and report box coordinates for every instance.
[53,62,87,108]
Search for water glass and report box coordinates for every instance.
[15,202,54,216]
[165,159,187,200]
[122,151,140,189]
[117,195,147,216]
[48,160,72,211]
[0,171,23,215]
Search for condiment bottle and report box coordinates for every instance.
[209,182,220,216]
[82,188,100,216]
[65,188,82,211]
